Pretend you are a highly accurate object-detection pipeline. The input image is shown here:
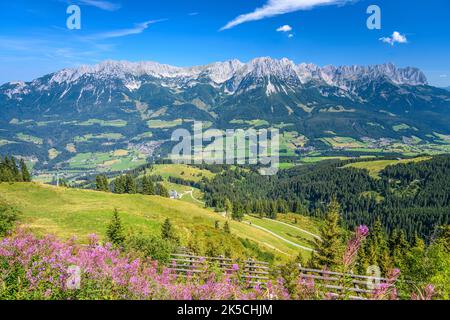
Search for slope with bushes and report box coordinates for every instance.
[0,182,314,262]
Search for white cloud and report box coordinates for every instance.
[188,12,200,16]
[77,0,121,11]
[221,0,352,30]
[277,25,293,32]
[439,74,448,78]
[87,19,167,40]
[288,34,294,38]
[379,31,408,46]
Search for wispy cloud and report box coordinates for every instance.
[76,0,121,11]
[276,25,292,32]
[188,12,200,16]
[0,35,114,64]
[57,0,121,11]
[86,19,167,40]
[379,31,408,46]
[221,0,352,30]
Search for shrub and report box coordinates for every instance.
[125,233,176,264]
[0,202,18,237]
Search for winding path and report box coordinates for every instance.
[261,218,322,241]
[243,221,315,253]
[180,189,205,205]
[178,189,317,253]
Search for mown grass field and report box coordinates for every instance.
[146,164,215,182]
[344,156,431,178]
[76,119,128,127]
[147,119,183,129]
[0,183,314,261]
[320,136,367,149]
[244,215,319,250]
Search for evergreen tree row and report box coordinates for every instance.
[311,200,450,296]
[203,156,450,242]
[0,156,31,182]
[95,174,170,198]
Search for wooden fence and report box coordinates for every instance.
[298,266,396,300]
[167,253,397,298]
[168,253,270,286]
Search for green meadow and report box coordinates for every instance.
[0,183,317,261]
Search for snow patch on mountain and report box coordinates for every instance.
[44,58,428,89]
[3,82,30,99]
[266,79,277,96]
[1,58,429,102]
[125,80,142,92]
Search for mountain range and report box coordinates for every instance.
[1,57,450,173]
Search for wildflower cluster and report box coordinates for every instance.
[0,229,437,300]
[0,231,287,300]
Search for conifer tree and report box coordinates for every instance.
[141,176,155,195]
[267,201,278,219]
[231,202,244,221]
[113,176,126,194]
[363,219,392,274]
[161,218,179,243]
[96,175,109,192]
[1,157,14,182]
[19,159,31,182]
[106,209,125,246]
[390,229,410,268]
[311,199,343,269]
[223,221,231,234]
[436,225,450,252]
[294,201,304,214]
[156,183,169,198]
[224,198,233,217]
[124,174,137,194]
[10,157,20,181]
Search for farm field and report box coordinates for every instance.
[393,123,417,132]
[131,132,153,141]
[68,150,147,171]
[16,133,43,145]
[147,119,183,129]
[0,139,15,147]
[74,133,124,143]
[48,148,60,160]
[76,119,128,127]
[300,156,352,163]
[229,119,269,127]
[280,131,308,157]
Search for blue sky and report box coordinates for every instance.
[0,0,449,86]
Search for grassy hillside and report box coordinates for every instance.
[344,156,431,178]
[0,183,315,262]
[145,164,215,182]
[244,215,320,250]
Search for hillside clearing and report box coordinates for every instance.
[0,183,312,261]
[344,156,431,178]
